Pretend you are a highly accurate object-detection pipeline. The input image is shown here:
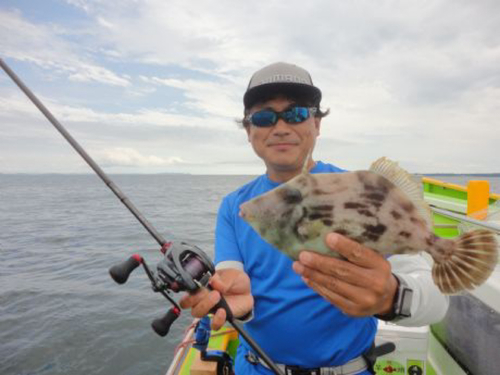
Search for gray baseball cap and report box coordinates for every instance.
[243,62,322,109]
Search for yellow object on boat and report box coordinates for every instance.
[467,180,490,220]
[178,326,238,375]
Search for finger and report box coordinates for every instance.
[211,307,227,331]
[213,269,250,295]
[303,278,357,316]
[295,255,377,289]
[326,233,384,268]
[190,290,221,318]
[179,287,209,309]
[305,278,375,317]
[210,269,241,294]
[209,273,229,293]
[297,252,363,280]
[300,266,375,308]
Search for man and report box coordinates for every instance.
[180,62,449,375]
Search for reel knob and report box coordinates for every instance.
[109,255,142,284]
[152,307,181,337]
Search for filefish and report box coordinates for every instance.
[239,157,498,294]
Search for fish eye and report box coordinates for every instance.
[281,188,303,204]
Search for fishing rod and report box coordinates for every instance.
[0,58,284,375]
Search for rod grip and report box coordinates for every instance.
[210,296,234,321]
[109,255,142,284]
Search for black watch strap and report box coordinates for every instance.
[375,274,413,322]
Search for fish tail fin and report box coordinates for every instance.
[431,229,498,294]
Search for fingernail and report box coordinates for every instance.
[293,262,304,275]
[327,233,338,247]
[299,251,312,264]
[209,291,220,303]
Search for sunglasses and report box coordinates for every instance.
[245,106,317,127]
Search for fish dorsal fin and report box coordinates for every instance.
[369,157,432,228]
[301,149,313,175]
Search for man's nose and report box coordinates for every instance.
[271,118,291,135]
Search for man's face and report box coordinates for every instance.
[245,97,321,181]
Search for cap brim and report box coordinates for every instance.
[244,82,321,109]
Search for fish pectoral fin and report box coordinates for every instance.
[297,224,308,237]
[297,220,324,241]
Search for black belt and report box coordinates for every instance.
[244,342,396,375]
[245,351,368,375]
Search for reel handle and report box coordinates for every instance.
[109,255,142,284]
[152,307,181,337]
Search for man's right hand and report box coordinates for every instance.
[179,268,253,330]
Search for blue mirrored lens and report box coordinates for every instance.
[284,107,309,123]
[251,110,277,127]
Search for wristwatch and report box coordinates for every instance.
[375,274,413,322]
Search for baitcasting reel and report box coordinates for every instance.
[109,241,215,337]
[109,242,283,375]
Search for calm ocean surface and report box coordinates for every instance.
[1,174,499,375]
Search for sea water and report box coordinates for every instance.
[1,174,499,375]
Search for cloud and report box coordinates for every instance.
[96,147,184,167]
[1,1,500,174]
[67,0,265,71]
[0,91,42,118]
[0,9,130,87]
[66,63,129,86]
[140,75,241,118]
[0,89,231,130]
[58,1,500,121]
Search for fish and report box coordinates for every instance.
[239,156,498,294]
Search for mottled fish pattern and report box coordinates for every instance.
[239,157,498,294]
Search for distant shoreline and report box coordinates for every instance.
[417,173,500,177]
[2,173,500,177]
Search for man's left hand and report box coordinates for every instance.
[292,232,398,317]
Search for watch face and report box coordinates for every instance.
[398,287,413,317]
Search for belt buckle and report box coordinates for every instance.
[245,352,259,365]
[284,365,322,375]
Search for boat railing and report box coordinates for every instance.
[430,206,500,234]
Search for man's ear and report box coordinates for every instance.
[315,117,321,136]
[245,125,251,142]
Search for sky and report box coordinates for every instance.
[1,0,499,174]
